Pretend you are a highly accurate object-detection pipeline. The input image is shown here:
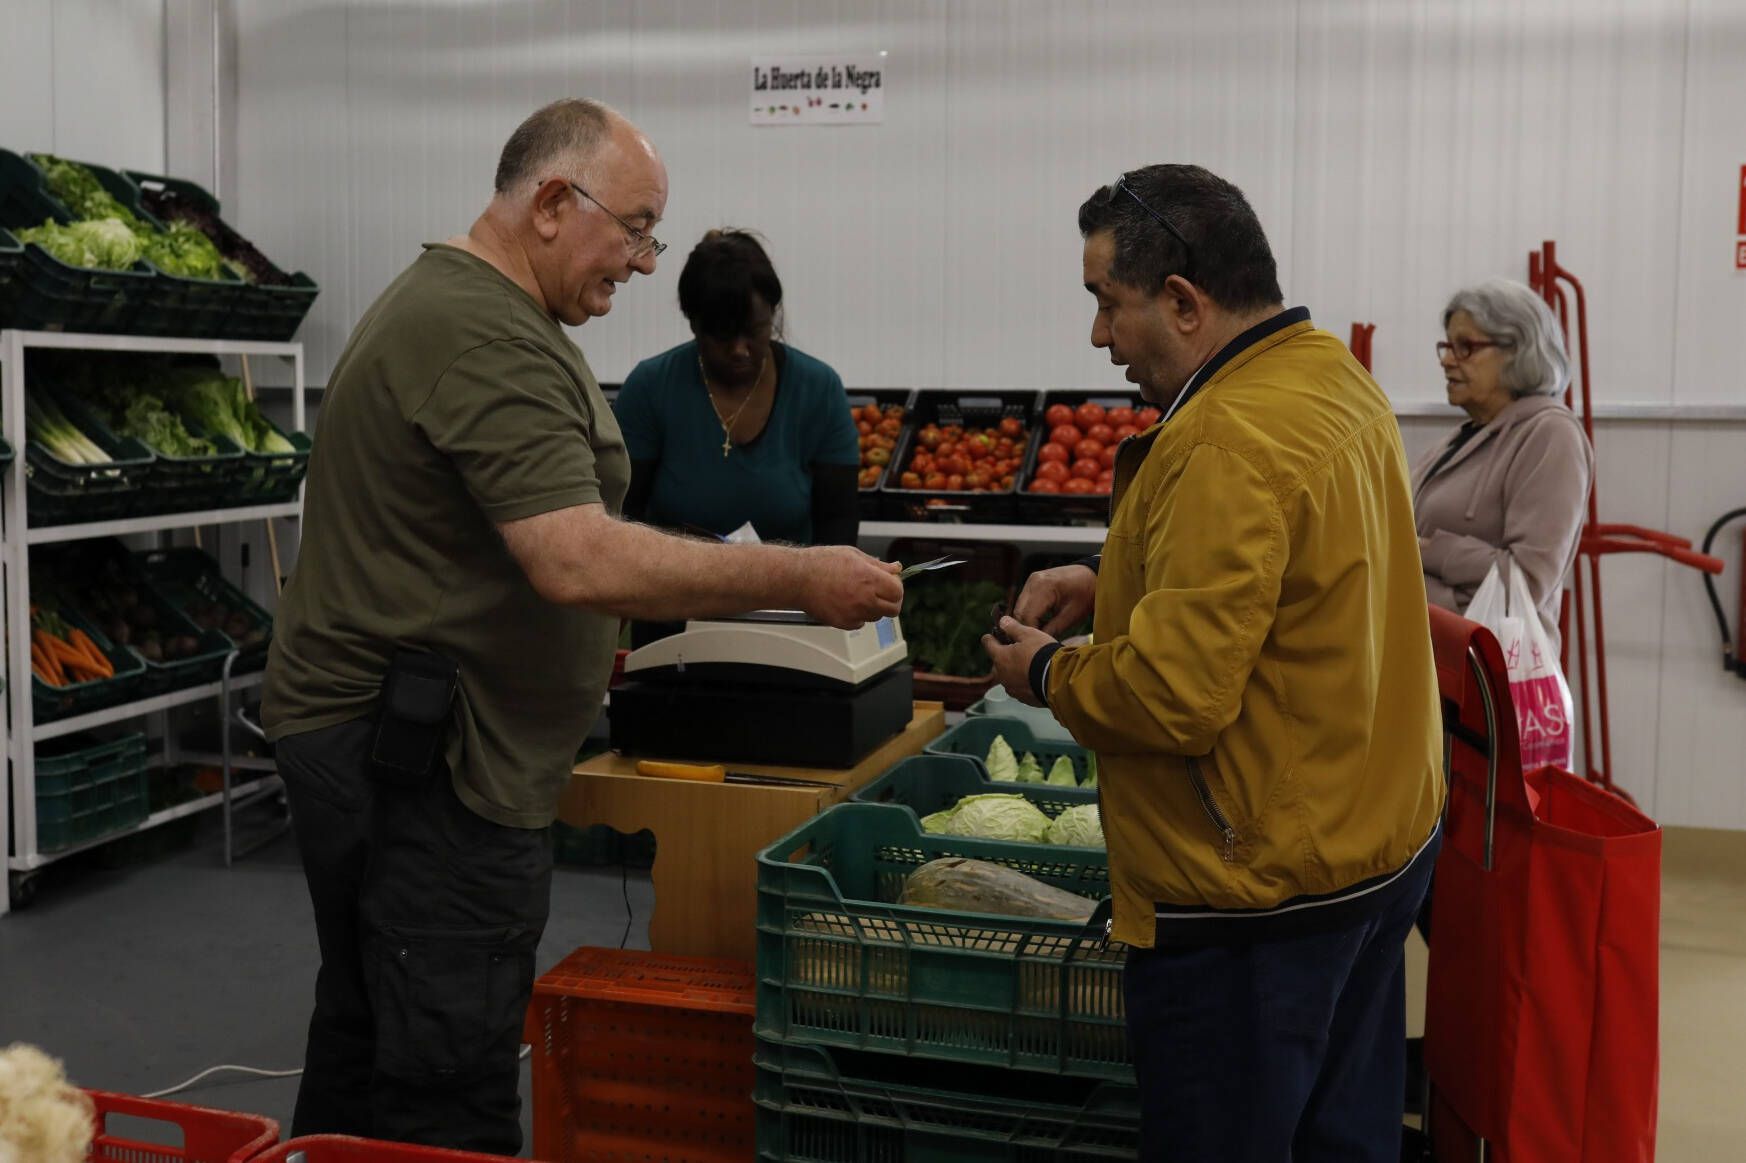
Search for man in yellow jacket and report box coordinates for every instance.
[986,164,1444,1162]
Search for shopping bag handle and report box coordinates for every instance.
[1431,606,1530,872]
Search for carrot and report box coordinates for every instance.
[31,641,65,686]
[43,635,90,671]
[65,629,113,678]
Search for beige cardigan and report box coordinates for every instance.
[1410,395,1594,650]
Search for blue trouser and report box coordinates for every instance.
[1123,840,1437,1163]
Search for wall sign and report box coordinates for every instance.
[751,54,885,126]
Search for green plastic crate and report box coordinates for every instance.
[35,154,243,339]
[24,387,156,525]
[0,225,22,320]
[235,424,311,504]
[33,732,149,852]
[127,169,320,341]
[0,149,157,333]
[925,716,1095,786]
[54,390,246,515]
[31,607,147,722]
[137,547,273,670]
[851,754,1097,823]
[754,1038,1139,1161]
[755,802,1126,1081]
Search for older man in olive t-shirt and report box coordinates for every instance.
[262,100,903,1153]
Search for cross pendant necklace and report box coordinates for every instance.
[699,354,768,458]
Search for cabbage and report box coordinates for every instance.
[1045,755,1078,787]
[984,734,1018,782]
[920,794,1051,843]
[18,217,143,270]
[1016,751,1043,783]
[1045,803,1105,848]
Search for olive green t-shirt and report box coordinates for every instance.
[262,244,629,828]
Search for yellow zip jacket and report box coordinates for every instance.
[1045,310,1444,948]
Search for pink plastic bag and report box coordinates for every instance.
[1464,561,1575,770]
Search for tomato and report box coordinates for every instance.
[964,471,987,490]
[923,472,947,489]
[877,418,903,438]
[1107,406,1136,427]
[1050,424,1083,448]
[911,453,934,473]
[1074,439,1105,462]
[963,433,991,455]
[1113,424,1140,441]
[998,416,1025,438]
[1072,458,1102,481]
[1036,461,1070,483]
[858,468,881,488]
[918,425,943,449]
[1063,477,1096,494]
[995,439,1016,458]
[1087,423,1115,445]
[1137,407,1162,426]
[857,420,873,436]
[945,474,965,491]
[1075,402,1107,429]
[1029,478,1062,494]
[866,447,891,466]
[885,405,906,419]
[1093,480,1112,494]
[1099,446,1118,469]
[1045,403,1076,428]
[900,472,922,489]
[999,475,1015,490]
[1037,442,1069,464]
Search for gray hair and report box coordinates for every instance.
[493,99,615,195]
[1442,278,1571,398]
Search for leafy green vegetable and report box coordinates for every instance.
[25,390,111,465]
[1044,804,1104,848]
[117,394,215,458]
[901,577,1005,677]
[1016,750,1043,783]
[1046,755,1078,787]
[920,794,1052,843]
[30,153,143,226]
[28,154,230,279]
[16,218,142,270]
[984,735,1018,782]
[155,367,295,454]
[141,218,230,280]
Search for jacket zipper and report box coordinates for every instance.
[1186,758,1236,863]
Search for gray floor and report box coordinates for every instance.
[0,802,653,1157]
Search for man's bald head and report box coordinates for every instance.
[494,98,618,197]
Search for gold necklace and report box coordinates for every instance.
[699,354,768,458]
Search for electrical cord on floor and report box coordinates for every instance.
[143,1047,534,1099]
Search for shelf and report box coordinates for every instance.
[178,751,277,774]
[6,775,283,871]
[33,671,266,742]
[859,521,1108,545]
[27,502,300,545]
[0,330,302,358]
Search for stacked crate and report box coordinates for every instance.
[753,799,1140,1161]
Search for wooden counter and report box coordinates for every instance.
[557,701,945,961]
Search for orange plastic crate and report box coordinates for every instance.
[250,1138,506,1161]
[525,947,756,1163]
[85,1089,279,1162]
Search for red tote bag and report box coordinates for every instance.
[1423,607,1660,1163]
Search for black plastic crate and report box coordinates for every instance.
[30,608,148,724]
[888,535,1019,711]
[137,547,274,670]
[846,388,913,520]
[0,225,22,321]
[54,390,246,515]
[127,168,320,340]
[235,423,312,504]
[23,388,156,526]
[1017,390,1152,525]
[879,389,1040,523]
[0,150,156,333]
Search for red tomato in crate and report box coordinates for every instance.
[1087,423,1115,445]
[1029,478,1062,494]
[901,472,922,489]
[911,453,935,475]
[964,471,987,490]
[936,440,956,458]
[1075,402,1107,429]
[945,474,965,491]
[1037,442,1069,464]
[1074,438,1104,462]
[1000,475,1015,490]
[924,472,947,489]
[1107,406,1136,427]
[1137,407,1163,426]
[1050,424,1083,448]
[1094,479,1112,494]
[999,417,1025,438]
[1113,424,1140,441]
[1046,403,1076,428]
[857,420,874,436]
[966,432,995,456]
[918,425,943,449]
[1063,477,1096,495]
[1072,459,1102,481]
[1099,446,1118,469]
[1036,461,1070,483]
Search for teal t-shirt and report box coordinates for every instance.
[615,340,860,543]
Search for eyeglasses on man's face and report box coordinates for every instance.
[1111,174,1196,285]
[1436,338,1511,363]
[567,182,666,259]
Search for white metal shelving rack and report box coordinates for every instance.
[1,329,304,914]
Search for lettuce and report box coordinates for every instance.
[17,218,142,270]
[921,794,1052,843]
[1045,755,1078,787]
[984,734,1019,782]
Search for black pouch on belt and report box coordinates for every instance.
[370,647,460,786]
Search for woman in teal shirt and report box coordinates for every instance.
[615,229,860,547]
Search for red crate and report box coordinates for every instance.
[250,1139,506,1161]
[525,947,756,1163]
[85,1089,278,1163]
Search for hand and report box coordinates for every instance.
[799,546,904,629]
[1013,564,1097,638]
[981,616,1058,707]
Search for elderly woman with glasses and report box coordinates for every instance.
[1412,278,1595,650]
